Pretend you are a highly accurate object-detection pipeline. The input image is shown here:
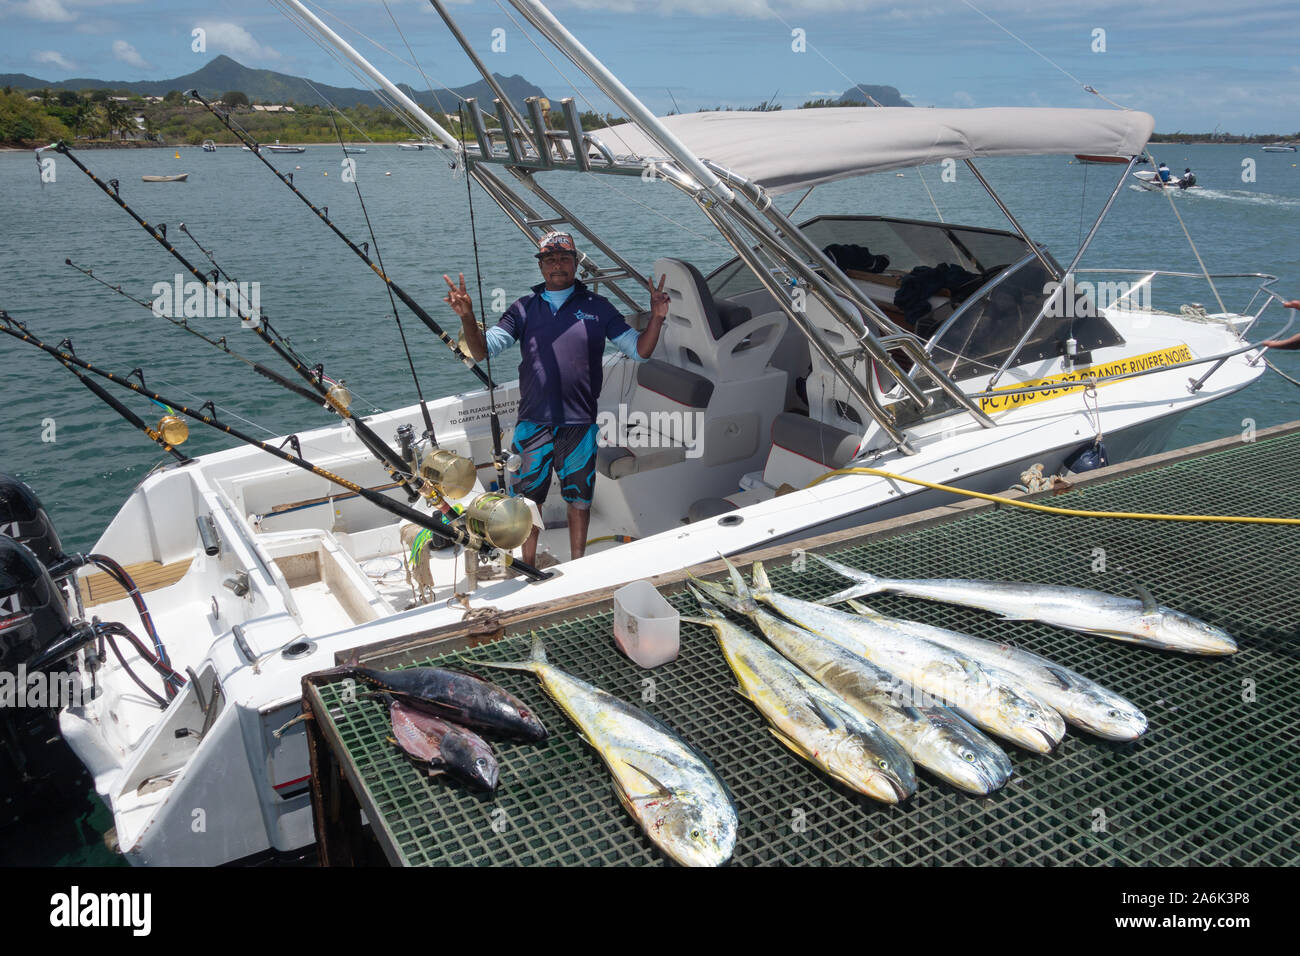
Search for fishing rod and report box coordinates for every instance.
[0,312,550,582]
[64,258,326,406]
[185,90,496,391]
[50,336,194,466]
[49,141,422,503]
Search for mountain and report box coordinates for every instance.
[0,55,547,111]
[837,85,913,107]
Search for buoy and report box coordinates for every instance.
[296,165,302,170]
[174,152,180,159]
[385,171,392,176]
[323,171,328,176]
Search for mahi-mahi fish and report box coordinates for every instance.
[841,599,1148,741]
[684,586,916,803]
[813,554,1237,656]
[720,558,1066,755]
[479,638,738,867]
[689,575,1012,795]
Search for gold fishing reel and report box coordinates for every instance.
[464,491,533,551]
[156,414,189,446]
[326,381,351,413]
[418,448,476,500]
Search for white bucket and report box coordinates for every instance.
[612,580,680,668]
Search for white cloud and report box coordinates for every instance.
[112,39,150,69]
[194,21,282,63]
[7,0,74,22]
[33,50,76,71]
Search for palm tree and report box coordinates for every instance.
[102,99,131,140]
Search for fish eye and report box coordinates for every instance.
[1107,710,1120,718]
[476,758,488,767]
[962,751,976,763]
[691,828,702,840]
[877,759,889,770]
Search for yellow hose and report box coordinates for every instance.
[805,466,1300,525]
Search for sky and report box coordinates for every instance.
[1,0,1297,134]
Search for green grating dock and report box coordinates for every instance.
[304,425,1300,866]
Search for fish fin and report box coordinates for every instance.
[530,633,548,664]
[732,684,754,703]
[623,758,675,800]
[1041,664,1077,690]
[1133,582,1159,614]
[805,692,845,732]
[751,561,772,594]
[845,599,882,619]
[768,726,816,761]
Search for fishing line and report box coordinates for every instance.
[489,0,642,159]
[326,108,437,443]
[52,141,422,500]
[957,0,1134,110]
[189,94,497,390]
[459,105,507,492]
[0,313,553,576]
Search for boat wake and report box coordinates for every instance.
[1128,185,1300,207]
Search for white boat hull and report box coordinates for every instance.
[52,306,1262,865]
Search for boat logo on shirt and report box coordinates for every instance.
[575,310,599,322]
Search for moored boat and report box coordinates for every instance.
[7,0,1281,867]
[140,173,189,182]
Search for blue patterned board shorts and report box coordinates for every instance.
[510,421,600,509]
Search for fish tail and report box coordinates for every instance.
[686,580,748,616]
[713,553,758,611]
[473,633,545,674]
[811,553,883,604]
[751,561,772,594]
[684,584,725,619]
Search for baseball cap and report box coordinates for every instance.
[536,232,578,259]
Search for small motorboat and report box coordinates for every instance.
[243,141,307,154]
[201,140,217,152]
[1261,143,1297,152]
[343,146,367,154]
[141,173,189,182]
[396,141,427,150]
[1132,170,1197,192]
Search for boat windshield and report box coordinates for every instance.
[708,215,1037,299]
[926,256,1126,381]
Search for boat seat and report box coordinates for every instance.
[653,258,785,381]
[635,358,714,409]
[762,412,863,490]
[596,444,687,480]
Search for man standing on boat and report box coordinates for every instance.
[443,232,669,564]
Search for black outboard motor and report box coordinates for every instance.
[0,534,94,828]
[0,472,64,569]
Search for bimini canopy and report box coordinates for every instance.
[588,107,1154,195]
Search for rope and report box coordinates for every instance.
[805,466,1300,525]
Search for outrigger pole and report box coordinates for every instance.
[185,90,496,392]
[49,141,424,503]
[0,312,550,583]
